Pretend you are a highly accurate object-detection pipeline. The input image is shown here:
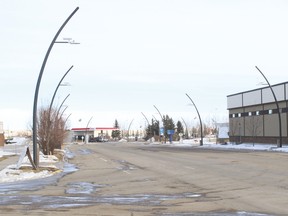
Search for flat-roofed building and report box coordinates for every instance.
[71,127,119,142]
[0,121,4,146]
[227,81,288,144]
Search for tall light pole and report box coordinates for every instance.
[49,65,73,112]
[255,66,282,147]
[127,119,134,142]
[181,117,189,139]
[141,112,151,141]
[186,93,203,146]
[85,116,93,144]
[32,7,79,168]
[46,67,72,155]
[153,105,166,143]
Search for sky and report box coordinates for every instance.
[1,0,288,131]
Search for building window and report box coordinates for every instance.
[268,109,273,114]
[238,113,241,117]
[256,111,260,116]
[273,109,279,114]
[248,112,252,116]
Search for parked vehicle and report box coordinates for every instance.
[89,137,108,142]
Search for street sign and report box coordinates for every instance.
[167,130,175,135]
[160,127,164,136]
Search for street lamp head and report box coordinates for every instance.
[69,40,80,44]
[55,37,80,44]
[257,82,268,86]
[60,82,71,86]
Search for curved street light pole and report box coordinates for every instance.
[46,93,70,155]
[85,116,93,144]
[56,94,70,117]
[32,7,79,168]
[141,112,151,141]
[127,119,134,142]
[255,66,282,147]
[46,67,72,155]
[153,105,166,143]
[49,65,73,112]
[141,112,150,126]
[185,93,203,146]
[181,117,189,139]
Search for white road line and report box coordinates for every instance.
[123,170,131,175]
[100,158,108,162]
[184,166,195,170]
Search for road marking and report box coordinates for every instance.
[123,170,131,175]
[100,158,108,162]
[184,166,195,170]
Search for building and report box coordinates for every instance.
[227,81,288,145]
[0,121,4,146]
[216,123,229,144]
[71,127,119,142]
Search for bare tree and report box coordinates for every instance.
[229,120,238,144]
[37,106,68,155]
[247,116,262,146]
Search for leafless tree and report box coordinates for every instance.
[37,106,68,155]
[247,116,262,146]
[229,120,239,144]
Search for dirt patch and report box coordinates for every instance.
[0,156,7,162]
[19,165,59,173]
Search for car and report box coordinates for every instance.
[89,136,108,142]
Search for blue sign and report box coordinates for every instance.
[160,127,164,135]
[167,130,175,135]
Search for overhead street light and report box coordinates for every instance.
[85,116,93,144]
[255,66,282,147]
[55,37,80,44]
[32,7,79,168]
[185,93,203,146]
[153,105,166,143]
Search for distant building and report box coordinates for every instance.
[216,123,229,144]
[71,127,119,142]
[227,81,288,144]
[0,121,4,146]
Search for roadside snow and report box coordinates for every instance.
[1,137,288,183]
[0,137,62,183]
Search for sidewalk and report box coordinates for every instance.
[0,143,27,171]
[0,155,19,171]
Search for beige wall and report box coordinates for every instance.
[0,134,4,146]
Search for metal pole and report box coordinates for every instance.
[185,93,203,146]
[127,119,134,142]
[141,112,150,126]
[141,112,151,141]
[32,7,79,167]
[49,65,73,112]
[255,66,282,147]
[46,67,72,155]
[56,94,70,117]
[46,93,70,155]
[153,105,166,143]
[85,116,93,144]
[181,117,189,139]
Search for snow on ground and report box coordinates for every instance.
[1,137,288,183]
[0,137,62,183]
[169,138,288,152]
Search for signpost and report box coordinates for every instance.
[167,130,175,143]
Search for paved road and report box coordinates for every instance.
[1,142,288,215]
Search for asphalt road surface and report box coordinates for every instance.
[1,142,288,216]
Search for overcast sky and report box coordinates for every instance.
[1,0,288,131]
